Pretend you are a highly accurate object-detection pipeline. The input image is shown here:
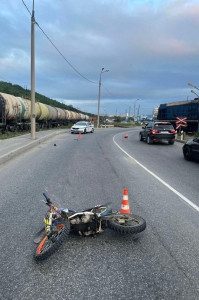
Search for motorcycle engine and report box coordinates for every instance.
[70,214,96,236]
[70,214,92,224]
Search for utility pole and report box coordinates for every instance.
[137,104,140,122]
[129,106,131,118]
[137,104,140,116]
[97,68,109,128]
[31,0,36,139]
[97,70,102,128]
[134,99,139,121]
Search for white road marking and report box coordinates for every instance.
[113,134,199,213]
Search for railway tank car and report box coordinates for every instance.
[157,100,199,132]
[0,92,88,132]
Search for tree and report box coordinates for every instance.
[114,116,122,123]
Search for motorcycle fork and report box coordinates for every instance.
[44,209,53,234]
[95,216,103,233]
[98,220,103,233]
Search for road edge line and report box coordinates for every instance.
[113,133,199,213]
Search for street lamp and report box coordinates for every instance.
[188,82,199,99]
[97,67,109,128]
[134,99,139,122]
[191,90,199,98]
[188,82,199,91]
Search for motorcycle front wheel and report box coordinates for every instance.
[107,214,146,234]
[34,222,70,261]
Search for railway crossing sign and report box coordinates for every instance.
[175,117,187,130]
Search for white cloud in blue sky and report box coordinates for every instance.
[0,0,199,115]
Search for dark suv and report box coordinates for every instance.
[139,122,176,145]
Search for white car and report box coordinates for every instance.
[71,121,94,134]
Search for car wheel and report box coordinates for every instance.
[183,146,192,161]
[139,133,143,141]
[168,140,174,145]
[147,135,153,144]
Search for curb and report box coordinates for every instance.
[175,139,186,144]
[0,130,68,166]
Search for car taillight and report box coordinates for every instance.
[150,130,159,134]
[169,130,176,134]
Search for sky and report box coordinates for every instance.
[0,0,199,116]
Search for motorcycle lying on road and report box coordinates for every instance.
[34,193,146,261]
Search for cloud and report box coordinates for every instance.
[0,0,199,115]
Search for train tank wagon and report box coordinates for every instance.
[69,111,77,121]
[37,102,50,128]
[56,108,66,126]
[0,92,90,133]
[16,97,32,130]
[0,92,23,131]
[65,110,75,125]
[79,113,85,120]
[157,100,199,132]
[73,112,80,121]
[17,97,31,120]
[46,105,57,127]
[64,110,70,121]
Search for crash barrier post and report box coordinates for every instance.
[100,125,114,128]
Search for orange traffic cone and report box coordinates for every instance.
[120,188,131,214]
[78,133,82,139]
[124,133,128,138]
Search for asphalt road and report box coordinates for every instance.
[0,128,198,300]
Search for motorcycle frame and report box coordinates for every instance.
[43,201,120,235]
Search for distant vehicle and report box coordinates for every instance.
[183,137,199,161]
[139,122,176,145]
[71,121,94,134]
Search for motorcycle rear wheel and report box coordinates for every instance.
[107,214,146,234]
[34,222,70,261]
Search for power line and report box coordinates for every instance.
[36,22,97,84]
[101,83,114,97]
[21,0,31,15]
[21,0,97,85]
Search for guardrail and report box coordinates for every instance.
[100,124,114,128]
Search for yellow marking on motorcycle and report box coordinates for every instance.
[44,217,49,224]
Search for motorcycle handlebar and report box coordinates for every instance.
[43,192,51,204]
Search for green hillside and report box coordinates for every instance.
[0,81,94,116]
